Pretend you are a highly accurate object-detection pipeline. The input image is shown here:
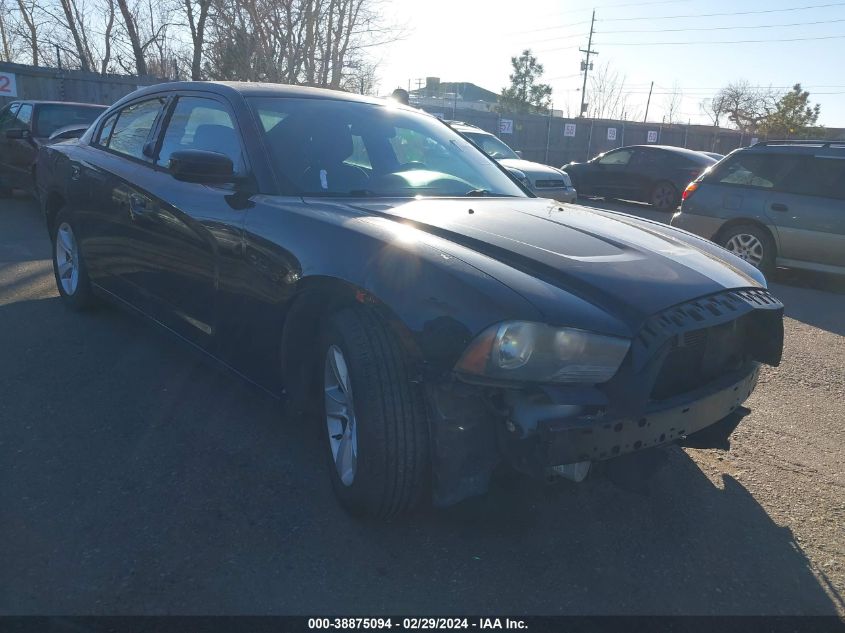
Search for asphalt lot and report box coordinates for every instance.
[1,194,843,615]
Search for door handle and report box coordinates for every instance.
[771,203,789,212]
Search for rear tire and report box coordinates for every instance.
[650,181,679,211]
[717,224,776,276]
[51,209,96,310]
[318,305,430,518]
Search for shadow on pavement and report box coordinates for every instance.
[0,293,840,616]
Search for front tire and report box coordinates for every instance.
[319,306,430,518]
[51,210,96,310]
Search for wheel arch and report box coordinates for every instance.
[43,189,66,236]
[278,275,423,401]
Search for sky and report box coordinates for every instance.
[374,0,845,126]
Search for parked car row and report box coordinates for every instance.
[26,81,786,517]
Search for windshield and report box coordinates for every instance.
[249,97,526,198]
[463,132,520,160]
[34,104,104,137]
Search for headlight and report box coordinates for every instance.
[455,321,630,384]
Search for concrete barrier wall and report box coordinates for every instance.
[0,61,161,108]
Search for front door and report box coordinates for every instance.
[124,94,250,348]
[591,147,636,197]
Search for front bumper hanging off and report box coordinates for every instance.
[427,288,784,506]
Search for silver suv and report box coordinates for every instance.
[448,121,577,203]
[672,141,845,276]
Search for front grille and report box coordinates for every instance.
[631,288,781,371]
[534,179,566,188]
[650,319,747,401]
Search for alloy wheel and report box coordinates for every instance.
[55,222,80,296]
[652,184,676,209]
[725,233,765,268]
[324,345,358,487]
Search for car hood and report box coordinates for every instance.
[499,158,567,180]
[310,197,765,330]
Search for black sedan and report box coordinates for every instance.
[0,100,106,196]
[37,82,783,517]
[564,145,716,210]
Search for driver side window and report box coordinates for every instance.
[157,96,244,173]
[599,149,634,166]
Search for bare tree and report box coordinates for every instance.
[100,0,116,73]
[0,0,14,61]
[662,82,683,125]
[586,62,631,120]
[115,0,147,75]
[711,81,777,134]
[204,0,395,89]
[182,0,211,79]
[14,0,41,65]
[699,93,727,127]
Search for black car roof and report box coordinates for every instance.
[622,144,716,162]
[124,81,400,108]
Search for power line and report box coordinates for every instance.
[600,17,845,33]
[598,33,845,46]
[601,1,845,22]
[524,0,696,21]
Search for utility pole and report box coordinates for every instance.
[643,81,654,123]
[579,10,598,118]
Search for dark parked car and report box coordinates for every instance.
[37,82,784,517]
[564,145,716,210]
[673,140,845,275]
[0,100,105,196]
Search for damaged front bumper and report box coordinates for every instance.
[427,288,783,506]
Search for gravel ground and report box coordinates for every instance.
[0,194,843,615]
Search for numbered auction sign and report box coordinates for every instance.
[564,123,576,137]
[607,128,617,141]
[647,130,658,143]
[0,72,18,97]
[499,119,513,134]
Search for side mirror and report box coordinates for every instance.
[169,150,234,184]
[515,150,523,158]
[6,128,31,140]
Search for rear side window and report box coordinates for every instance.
[157,96,243,172]
[96,111,118,146]
[781,156,845,200]
[34,104,103,137]
[711,153,797,189]
[107,98,166,160]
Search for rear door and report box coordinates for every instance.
[78,96,169,305]
[765,153,845,269]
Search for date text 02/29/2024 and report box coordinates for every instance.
[307,618,528,630]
